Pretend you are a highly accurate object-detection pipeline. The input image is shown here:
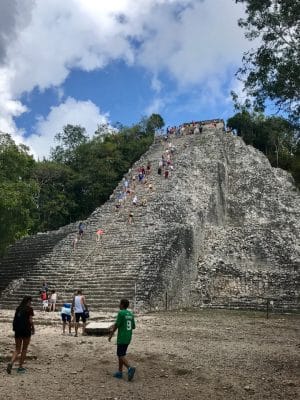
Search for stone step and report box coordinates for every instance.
[1,296,136,306]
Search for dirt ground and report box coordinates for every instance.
[0,309,299,400]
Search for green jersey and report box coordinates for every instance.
[115,309,135,345]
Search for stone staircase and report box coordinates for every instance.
[0,228,73,297]
[0,131,200,311]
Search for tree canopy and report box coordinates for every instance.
[227,111,300,179]
[235,0,300,122]
[0,136,38,254]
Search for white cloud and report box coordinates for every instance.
[151,76,163,93]
[138,0,249,86]
[0,0,250,154]
[145,97,168,116]
[0,0,34,64]
[25,97,109,159]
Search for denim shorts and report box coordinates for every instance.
[61,313,71,322]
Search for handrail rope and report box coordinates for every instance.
[63,238,99,296]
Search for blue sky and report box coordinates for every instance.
[0,0,250,158]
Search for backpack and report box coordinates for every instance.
[13,309,27,332]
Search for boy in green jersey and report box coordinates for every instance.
[108,299,136,381]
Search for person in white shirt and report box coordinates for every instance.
[71,290,87,337]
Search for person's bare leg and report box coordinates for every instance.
[118,357,124,372]
[7,338,22,373]
[82,322,86,335]
[11,338,22,365]
[75,322,79,336]
[19,337,31,368]
[120,356,130,369]
[62,321,66,334]
[68,321,72,334]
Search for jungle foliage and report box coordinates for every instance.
[227,111,300,183]
[234,0,300,122]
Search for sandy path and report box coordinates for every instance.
[0,309,299,400]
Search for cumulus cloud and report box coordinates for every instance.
[0,0,34,64]
[0,0,250,154]
[138,0,248,85]
[24,97,109,159]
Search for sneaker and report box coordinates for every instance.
[128,366,136,381]
[17,367,26,373]
[113,371,123,379]
[6,363,13,374]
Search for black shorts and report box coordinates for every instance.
[14,330,31,339]
[117,344,129,357]
[75,312,86,323]
[61,314,71,322]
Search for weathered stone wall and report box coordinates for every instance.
[136,128,300,311]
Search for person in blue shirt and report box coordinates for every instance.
[78,222,84,239]
[60,303,72,335]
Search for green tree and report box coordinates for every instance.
[263,116,295,167]
[51,124,88,164]
[227,112,299,184]
[0,134,38,254]
[33,162,78,231]
[94,123,117,140]
[227,110,255,139]
[235,0,300,122]
[145,113,165,134]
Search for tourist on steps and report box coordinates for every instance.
[41,290,48,312]
[128,211,134,224]
[132,195,138,206]
[78,222,84,239]
[73,234,79,250]
[108,298,136,381]
[96,228,104,242]
[40,280,48,294]
[49,289,57,312]
[6,296,35,374]
[72,289,87,337]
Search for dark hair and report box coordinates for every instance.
[77,289,82,295]
[120,299,129,309]
[17,296,32,312]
